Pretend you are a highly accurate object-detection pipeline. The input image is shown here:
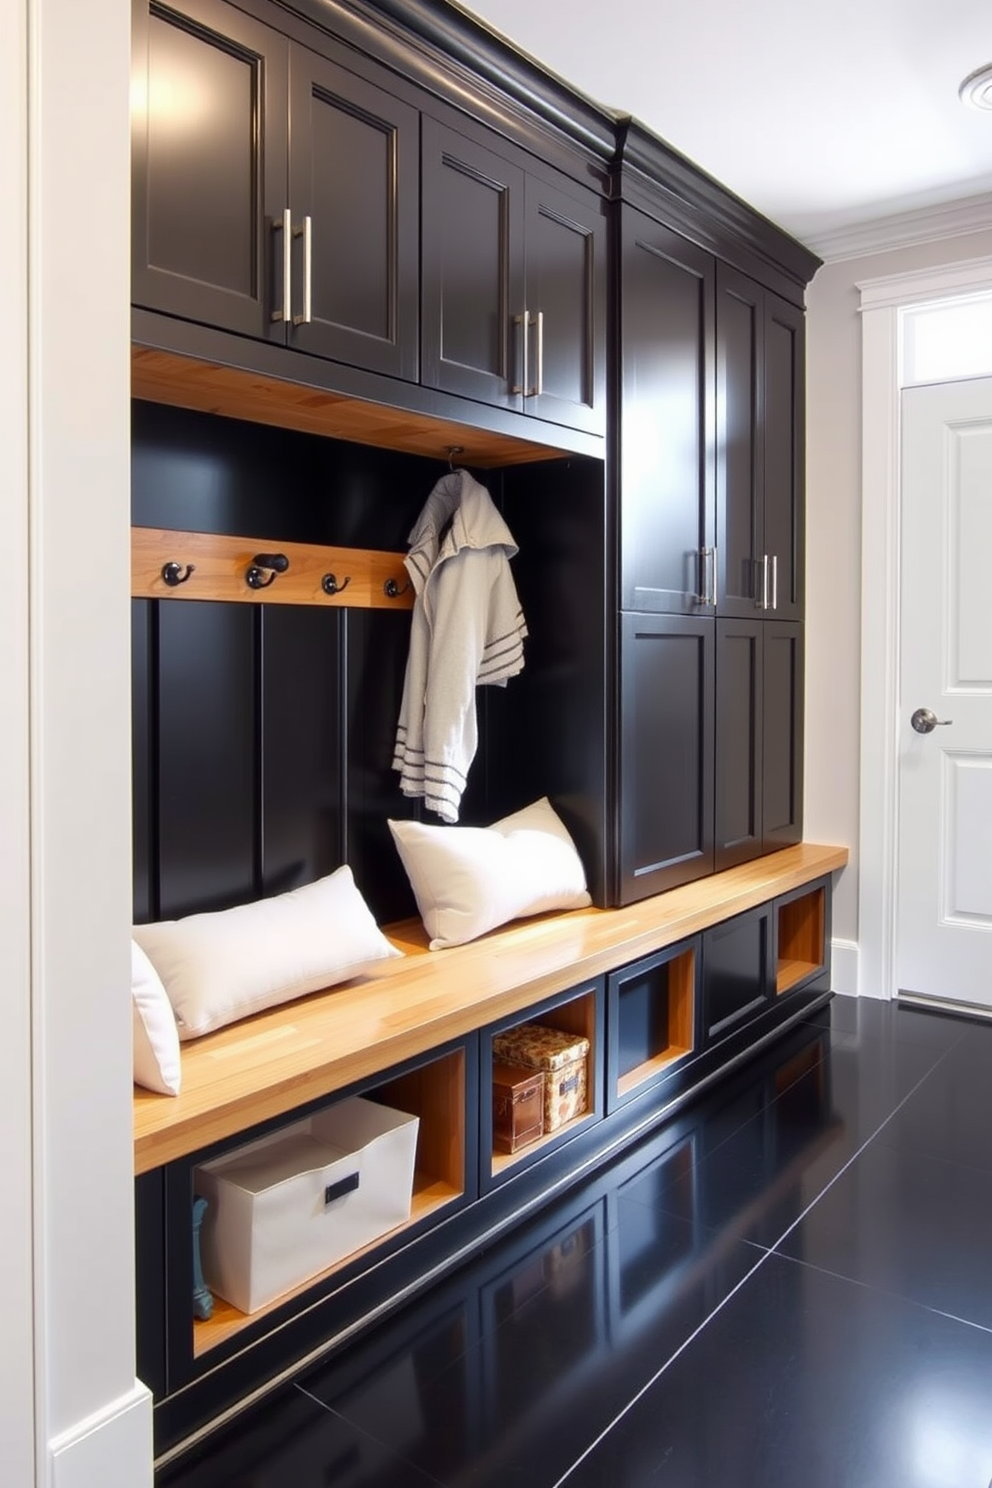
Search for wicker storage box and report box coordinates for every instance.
[492,1062,545,1153]
[194,1096,419,1314]
[491,1023,590,1132]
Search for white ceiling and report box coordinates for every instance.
[456,0,992,253]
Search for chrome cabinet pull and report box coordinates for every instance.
[271,208,292,324]
[511,311,528,395]
[293,215,312,326]
[697,547,718,607]
[770,553,778,611]
[530,310,544,396]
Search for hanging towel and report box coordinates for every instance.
[392,469,527,823]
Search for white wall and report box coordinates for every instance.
[3,0,153,1483]
[804,223,992,992]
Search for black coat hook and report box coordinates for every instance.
[321,572,351,596]
[246,553,289,590]
[384,576,412,598]
[161,561,195,587]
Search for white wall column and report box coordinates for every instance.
[2,0,152,1481]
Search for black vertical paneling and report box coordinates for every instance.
[131,599,156,923]
[261,605,345,897]
[157,600,256,917]
[346,607,419,924]
[499,456,609,906]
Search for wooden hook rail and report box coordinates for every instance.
[131,527,415,610]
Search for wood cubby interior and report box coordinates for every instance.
[489,989,598,1179]
[192,1046,466,1358]
[615,947,695,1100]
[776,884,826,995]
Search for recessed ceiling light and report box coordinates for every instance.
[959,63,992,110]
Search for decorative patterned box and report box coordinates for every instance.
[492,1062,545,1154]
[491,1023,591,1133]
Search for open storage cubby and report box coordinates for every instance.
[776,879,827,995]
[607,940,698,1110]
[191,1046,466,1358]
[485,981,603,1184]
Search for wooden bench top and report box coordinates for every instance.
[133,842,848,1174]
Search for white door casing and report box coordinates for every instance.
[897,378,992,1010]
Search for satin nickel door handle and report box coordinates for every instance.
[770,553,778,610]
[292,215,312,326]
[911,708,954,734]
[755,554,769,609]
[271,208,292,323]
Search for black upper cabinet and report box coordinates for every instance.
[286,46,419,379]
[132,0,289,341]
[618,209,715,615]
[422,118,607,435]
[132,0,419,378]
[716,263,804,621]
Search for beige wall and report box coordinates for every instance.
[804,225,992,988]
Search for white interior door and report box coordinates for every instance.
[896,375,992,1010]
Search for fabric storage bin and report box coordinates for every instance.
[492,1062,545,1153]
[194,1095,419,1314]
[491,1023,590,1133]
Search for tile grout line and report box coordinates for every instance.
[293,1383,449,1488]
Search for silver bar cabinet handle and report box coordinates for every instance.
[293,215,312,326]
[710,545,718,608]
[511,311,528,395]
[530,310,544,396]
[271,207,292,324]
[770,553,778,611]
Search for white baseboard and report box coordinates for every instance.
[830,939,862,997]
[49,1381,153,1488]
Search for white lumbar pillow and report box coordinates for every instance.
[132,939,182,1095]
[133,866,401,1041]
[388,796,592,950]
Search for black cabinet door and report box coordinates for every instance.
[715,618,804,869]
[132,0,288,340]
[762,294,805,621]
[715,262,761,617]
[522,175,607,434]
[421,118,526,411]
[714,617,762,872]
[701,903,774,1048]
[716,265,805,622]
[618,613,714,903]
[762,620,804,850]
[619,211,715,615]
[287,46,419,380]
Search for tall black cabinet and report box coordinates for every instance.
[613,133,813,905]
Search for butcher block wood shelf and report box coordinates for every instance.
[133,842,848,1174]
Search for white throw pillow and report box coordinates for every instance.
[133,866,401,1041]
[132,939,182,1095]
[388,797,592,950]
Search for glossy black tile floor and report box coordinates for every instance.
[160,995,992,1488]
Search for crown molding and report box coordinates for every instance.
[805,192,992,263]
